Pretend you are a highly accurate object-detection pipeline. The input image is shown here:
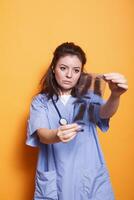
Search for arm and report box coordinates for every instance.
[99,93,120,118]
[99,73,128,119]
[37,128,60,144]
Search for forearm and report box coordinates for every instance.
[37,128,60,144]
[99,93,120,119]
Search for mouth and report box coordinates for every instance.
[63,81,72,84]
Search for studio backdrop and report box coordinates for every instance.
[0,0,133,199]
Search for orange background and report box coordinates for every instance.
[0,0,133,199]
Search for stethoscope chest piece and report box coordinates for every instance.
[59,118,68,126]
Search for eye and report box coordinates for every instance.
[74,69,80,73]
[60,66,66,71]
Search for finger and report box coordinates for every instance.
[62,134,77,143]
[117,83,128,90]
[103,73,124,77]
[104,75,124,81]
[60,126,81,133]
[103,74,124,81]
[110,79,127,84]
[57,125,81,138]
[57,129,77,137]
[62,131,78,139]
[60,123,79,131]
[62,126,82,135]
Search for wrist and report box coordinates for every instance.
[110,92,121,99]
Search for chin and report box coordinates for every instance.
[62,85,72,90]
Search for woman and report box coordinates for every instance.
[26,42,128,200]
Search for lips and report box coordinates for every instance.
[63,81,72,84]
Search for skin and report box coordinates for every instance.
[53,55,82,95]
[37,55,128,144]
[99,72,128,118]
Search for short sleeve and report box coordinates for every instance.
[91,94,110,132]
[26,94,50,147]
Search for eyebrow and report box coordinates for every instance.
[60,64,81,69]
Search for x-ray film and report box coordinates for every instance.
[73,72,106,126]
[77,72,106,97]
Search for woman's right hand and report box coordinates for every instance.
[57,123,81,143]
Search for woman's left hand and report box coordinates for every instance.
[103,72,128,97]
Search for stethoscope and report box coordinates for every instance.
[51,96,85,133]
[51,96,68,126]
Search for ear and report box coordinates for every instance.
[52,67,55,74]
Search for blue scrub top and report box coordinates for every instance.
[26,92,115,200]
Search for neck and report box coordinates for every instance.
[59,89,72,95]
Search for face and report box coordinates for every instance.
[54,55,82,94]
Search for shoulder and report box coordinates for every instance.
[32,93,47,101]
[31,93,48,108]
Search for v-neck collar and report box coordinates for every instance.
[50,94,74,107]
[59,94,71,106]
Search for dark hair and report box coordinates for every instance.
[38,42,87,99]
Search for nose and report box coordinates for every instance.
[66,69,72,78]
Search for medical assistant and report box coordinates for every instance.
[26,91,115,200]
